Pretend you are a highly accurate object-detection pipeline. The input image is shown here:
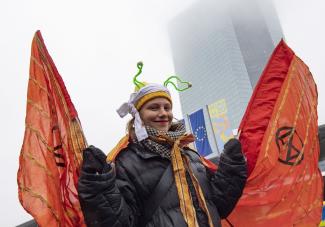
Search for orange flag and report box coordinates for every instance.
[17,31,87,226]
[223,40,323,226]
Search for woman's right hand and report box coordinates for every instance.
[82,145,112,174]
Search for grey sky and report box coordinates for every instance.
[0,0,324,226]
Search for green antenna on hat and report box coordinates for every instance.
[132,61,192,92]
[164,75,192,91]
[133,61,146,90]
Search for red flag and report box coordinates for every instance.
[223,40,323,226]
[17,31,87,226]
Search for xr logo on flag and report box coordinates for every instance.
[275,126,304,165]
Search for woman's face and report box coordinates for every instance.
[139,97,173,132]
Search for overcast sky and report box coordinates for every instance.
[0,0,324,226]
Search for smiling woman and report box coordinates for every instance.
[139,97,173,132]
[77,62,247,227]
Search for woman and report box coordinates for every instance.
[78,69,247,227]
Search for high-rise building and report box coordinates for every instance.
[168,0,283,156]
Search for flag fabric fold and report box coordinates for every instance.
[223,40,323,226]
[17,31,87,227]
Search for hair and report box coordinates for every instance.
[127,118,136,141]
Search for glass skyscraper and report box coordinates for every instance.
[168,0,283,156]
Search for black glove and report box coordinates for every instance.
[82,145,111,174]
[223,138,245,161]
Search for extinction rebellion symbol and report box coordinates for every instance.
[275,126,304,165]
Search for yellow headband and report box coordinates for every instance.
[135,91,172,110]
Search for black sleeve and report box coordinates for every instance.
[208,139,247,218]
[78,155,140,227]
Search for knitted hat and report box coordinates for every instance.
[117,62,191,141]
[134,89,172,110]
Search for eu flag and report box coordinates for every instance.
[189,109,213,156]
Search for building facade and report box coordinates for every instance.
[168,0,283,156]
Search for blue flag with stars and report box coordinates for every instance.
[189,109,213,156]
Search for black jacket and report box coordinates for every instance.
[78,139,247,227]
